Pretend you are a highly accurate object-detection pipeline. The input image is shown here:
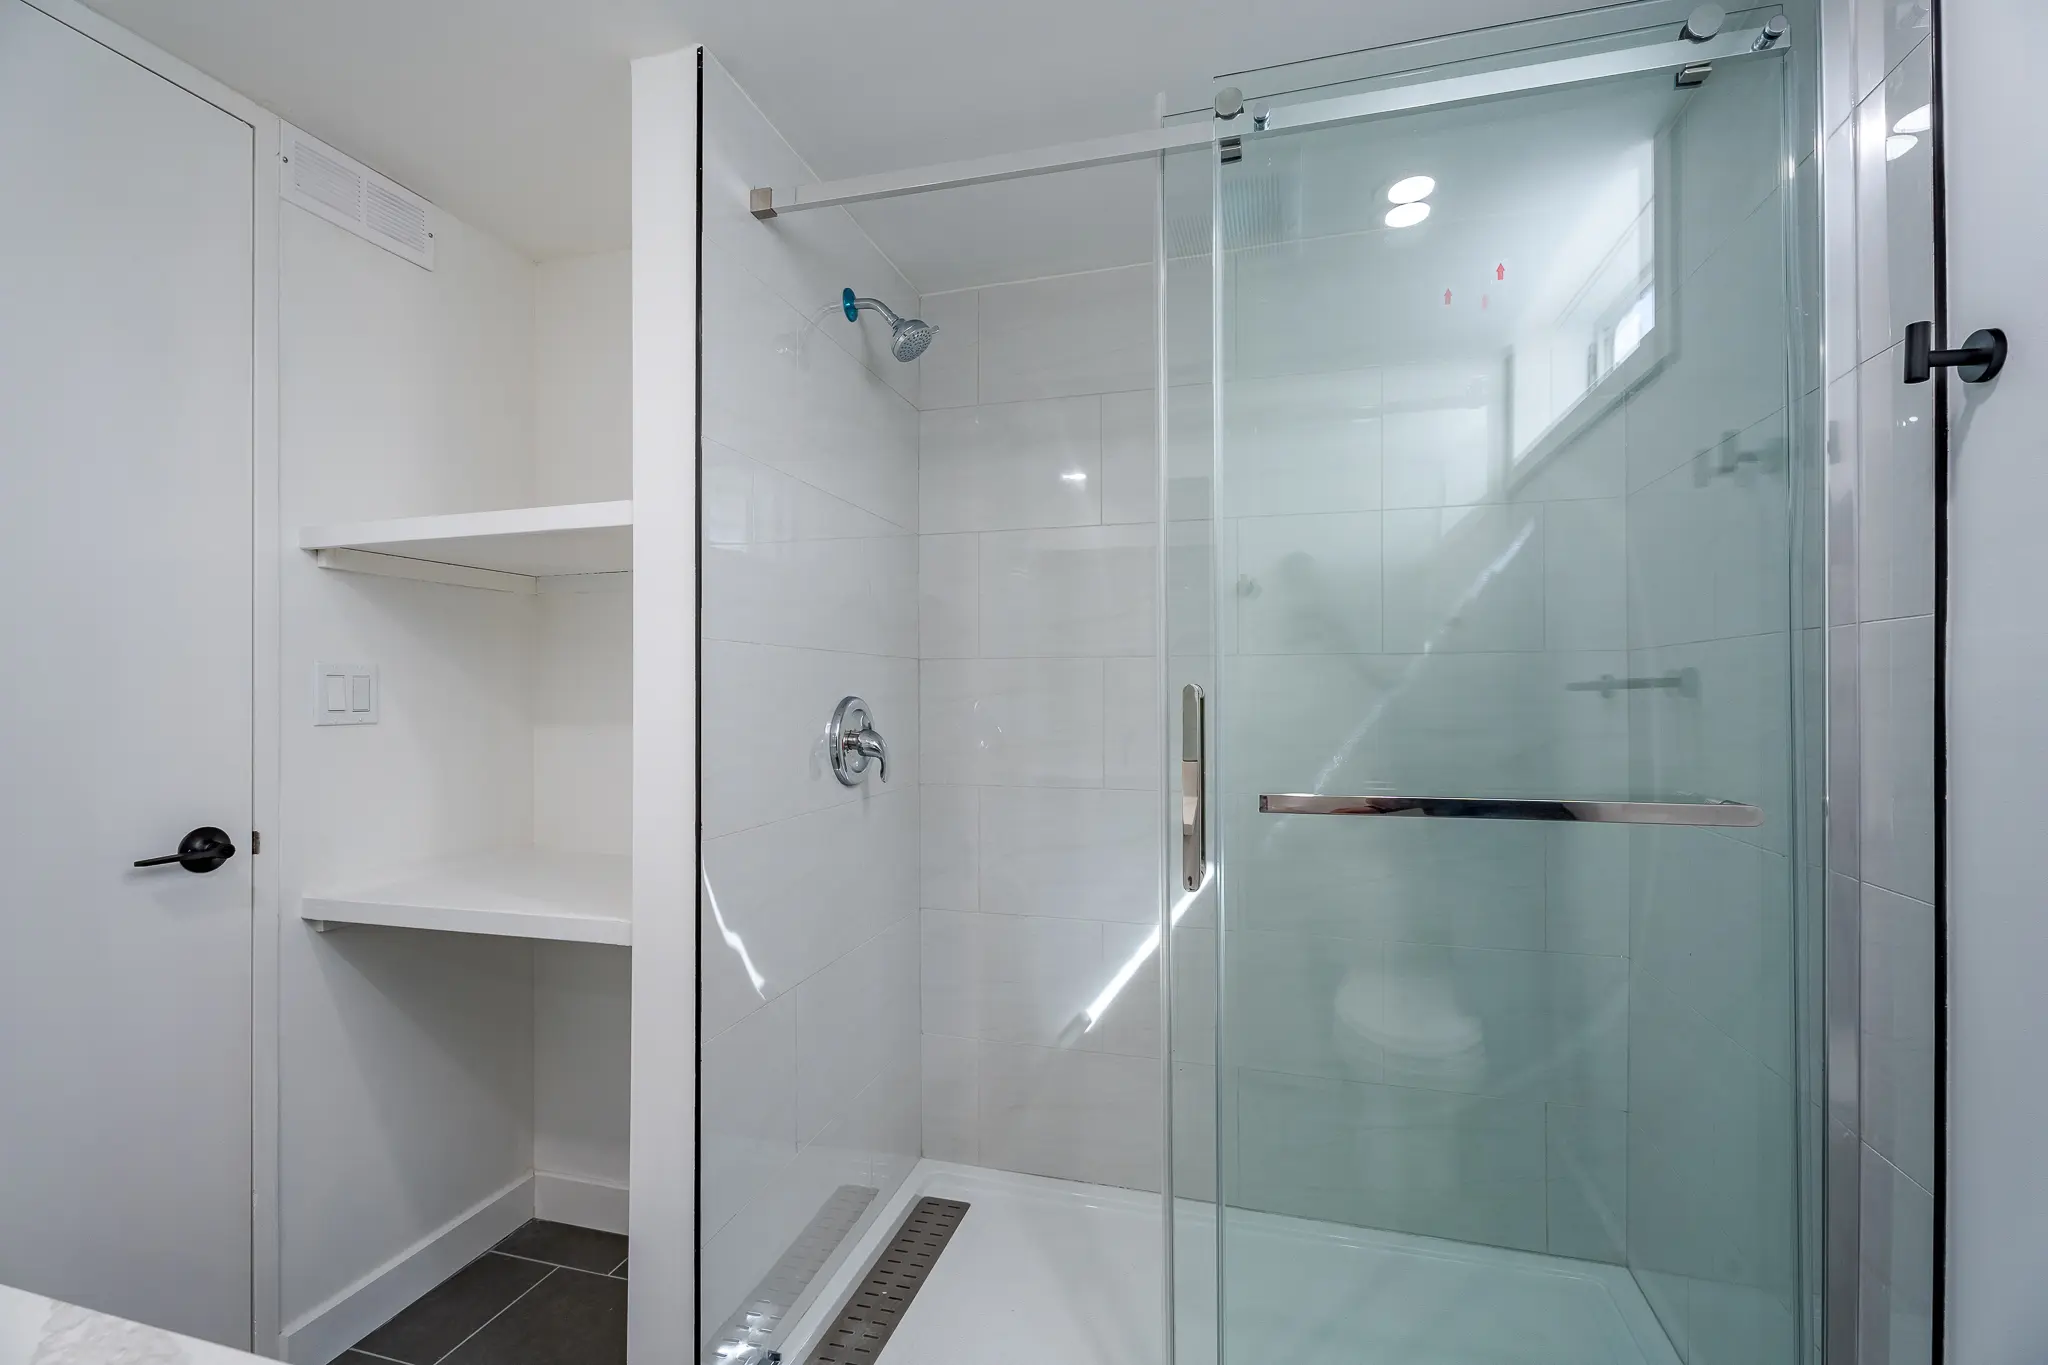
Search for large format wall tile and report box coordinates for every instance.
[979,524,1156,658]
[1856,349,1936,623]
[1547,1103,1628,1264]
[704,531,918,658]
[701,790,917,1037]
[919,533,979,658]
[1858,1144,1933,1365]
[977,1041,1163,1191]
[1854,41,1934,369]
[915,290,979,410]
[977,265,1155,405]
[700,994,796,1240]
[979,785,1156,924]
[921,909,1105,1051]
[1859,884,1934,1190]
[792,916,918,1145]
[920,397,1102,533]
[1235,1068,1548,1252]
[1859,614,1934,904]
[921,656,1105,787]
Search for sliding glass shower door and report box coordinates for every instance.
[1168,24,1815,1365]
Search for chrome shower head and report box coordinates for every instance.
[842,287,937,362]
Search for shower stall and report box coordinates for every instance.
[690,6,1821,1365]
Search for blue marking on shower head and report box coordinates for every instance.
[842,287,859,322]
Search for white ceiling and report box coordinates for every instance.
[80,0,1600,274]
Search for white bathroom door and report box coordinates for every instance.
[0,0,256,1347]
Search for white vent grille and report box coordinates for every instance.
[280,123,434,269]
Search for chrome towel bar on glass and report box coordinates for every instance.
[1258,794,1763,827]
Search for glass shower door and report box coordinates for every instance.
[1182,30,1812,1365]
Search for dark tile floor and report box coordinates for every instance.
[340,1220,627,1365]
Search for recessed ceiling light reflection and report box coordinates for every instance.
[1886,133,1919,161]
[1387,175,1436,204]
[1385,201,1431,228]
[1893,104,1933,135]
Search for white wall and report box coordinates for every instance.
[530,249,635,1222]
[536,250,632,505]
[693,52,923,1348]
[278,203,542,1331]
[279,204,636,1334]
[915,264,1167,1192]
[1941,0,2048,1358]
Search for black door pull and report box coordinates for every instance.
[134,827,236,873]
[1904,321,2007,384]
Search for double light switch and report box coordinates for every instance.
[314,662,379,725]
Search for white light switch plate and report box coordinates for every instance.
[314,662,379,725]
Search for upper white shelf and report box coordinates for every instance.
[300,500,632,590]
[302,847,631,945]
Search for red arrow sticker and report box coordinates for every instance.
[1496,263,1507,281]
[1444,289,1453,306]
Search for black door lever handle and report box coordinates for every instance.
[134,826,236,873]
[1904,320,2007,384]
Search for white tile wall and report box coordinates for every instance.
[921,656,1105,788]
[917,268,1167,1193]
[978,786,1156,924]
[697,57,922,1340]
[975,1041,1162,1191]
[1828,16,1938,1358]
[921,398,1102,533]
[978,525,1155,658]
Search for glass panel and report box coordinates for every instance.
[1201,45,1811,1365]
[699,59,1181,1365]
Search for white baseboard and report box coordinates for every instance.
[280,1174,534,1365]
[533,1170,629,1236]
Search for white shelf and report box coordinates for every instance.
[301,500,632,590]
[302,847,631,945]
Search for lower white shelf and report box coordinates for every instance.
[302,848,631,945]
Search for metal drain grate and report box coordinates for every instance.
[704,1184,879,1365]
[803,1197,970,1365]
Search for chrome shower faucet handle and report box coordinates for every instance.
[829,696,889,786]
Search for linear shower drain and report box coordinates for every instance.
[803,1197,970,1365]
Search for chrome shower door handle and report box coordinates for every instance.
[829,696,889,786]
[1182,685,1206,891]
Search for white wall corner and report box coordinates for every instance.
[627,41,702,1365]
[534,1171,632,1236]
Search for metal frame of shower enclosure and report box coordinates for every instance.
[748,24,1788,217]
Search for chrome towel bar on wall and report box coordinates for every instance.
[1258,794,1763,827]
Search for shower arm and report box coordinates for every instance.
[844,295,907,327]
